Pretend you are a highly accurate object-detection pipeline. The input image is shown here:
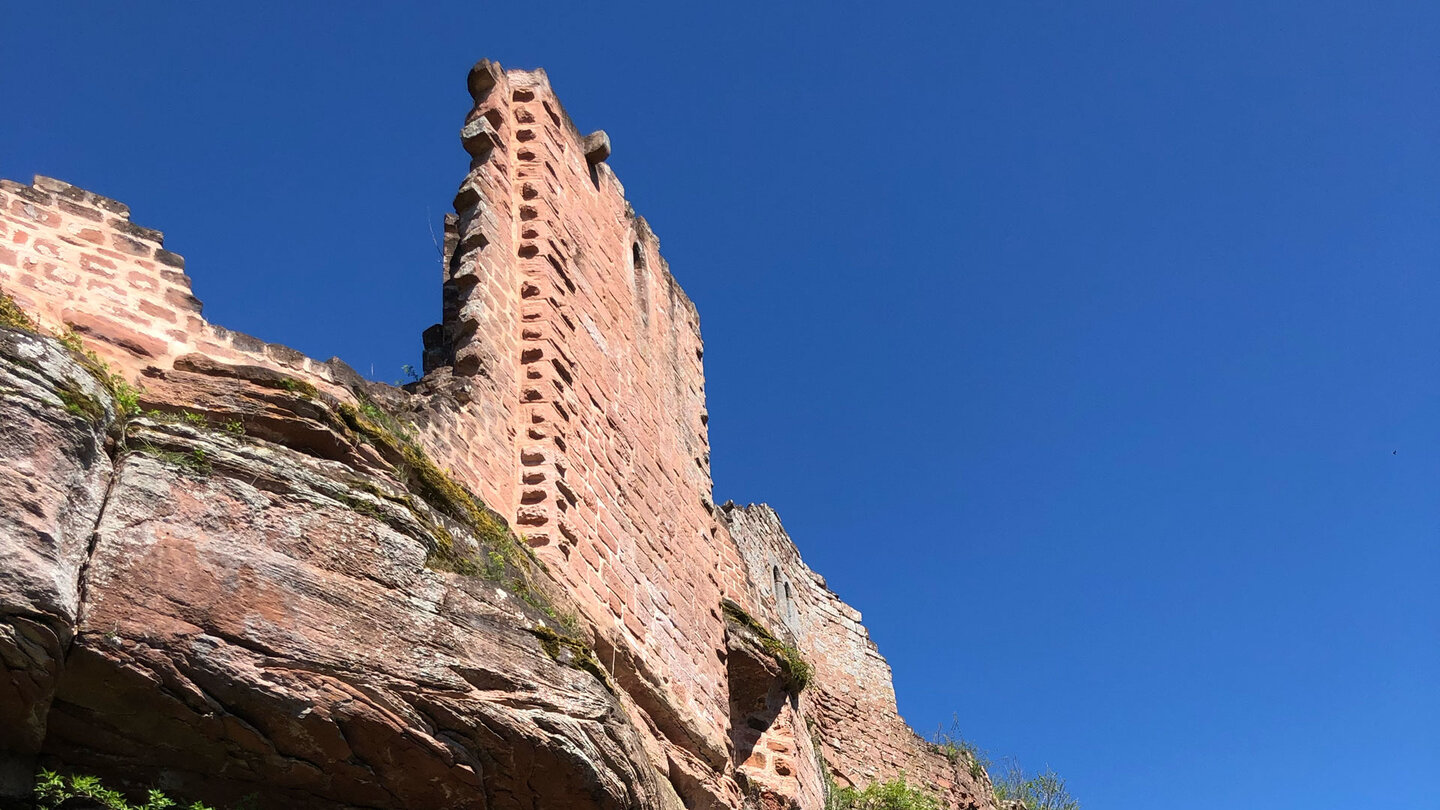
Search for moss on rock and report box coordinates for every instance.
[54,378,107,427]
[722,599,813,691]
[528,625,612,692]
[0,289,39,333]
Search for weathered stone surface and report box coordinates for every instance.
[0,327,115,795]
[50,436,673,808]
[461,115,503,157]
[0,327,682,809]
[468,58,503,102]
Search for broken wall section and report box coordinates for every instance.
[724,504,998,810]
[0,176,367,404]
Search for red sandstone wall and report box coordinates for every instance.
[0,176,356,400]
[414,59,525,515]
[430,64,760,805]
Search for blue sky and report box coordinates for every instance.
[4,2,1436,807]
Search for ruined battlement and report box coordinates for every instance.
[0,60,994,810]
[0,175,355,396]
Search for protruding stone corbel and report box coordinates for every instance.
[461,116,502,157]
[467,58,502,102]
[582,130,611,164]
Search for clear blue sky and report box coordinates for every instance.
[4,2,1436,807]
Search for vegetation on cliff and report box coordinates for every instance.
[1,289,140,421]
[334,387,602,682]
[0,289,660,807]
[931,719,1080,810]
[825,778,940,810]
[35,770,215,810]
[334,395,553,608]
[990,763,1080,810]
[0,290,38,332]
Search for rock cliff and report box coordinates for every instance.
[0,60,996,810]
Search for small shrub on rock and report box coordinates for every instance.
[35,769,216,810]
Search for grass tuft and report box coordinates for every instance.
[927,720,1081,810]
[990,761,1080,810]
[55,328,141,418]
[0,295,140,424]
[131,440,212,477]
[931,716,991,783]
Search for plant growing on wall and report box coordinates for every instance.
[931,715,992,783]
[991,760,1080,810]
[720,599,813,691]
[826,777,940,810]
[928,717,1080,810]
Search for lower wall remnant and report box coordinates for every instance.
[724,504,995,809]
[0,58,1001,810]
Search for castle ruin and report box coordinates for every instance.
[0,61,994,810]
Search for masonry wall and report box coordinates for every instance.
[0,87,757,809]
[414,62,763,807]
[0,177,357,400]
[413,59,526,516]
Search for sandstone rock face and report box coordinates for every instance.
[0,328,115,794]
[0,324,680,809]
[0,60,1001,810]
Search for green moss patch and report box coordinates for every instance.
[335,393,574,623]
[336,398,512,547]
[55,378,107,427]
[275,375,318,400]
[55,329,140,418]
[722,599,813,691]
[528,625,611,691]
[330,392,612,692]
[0,293,134,427]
